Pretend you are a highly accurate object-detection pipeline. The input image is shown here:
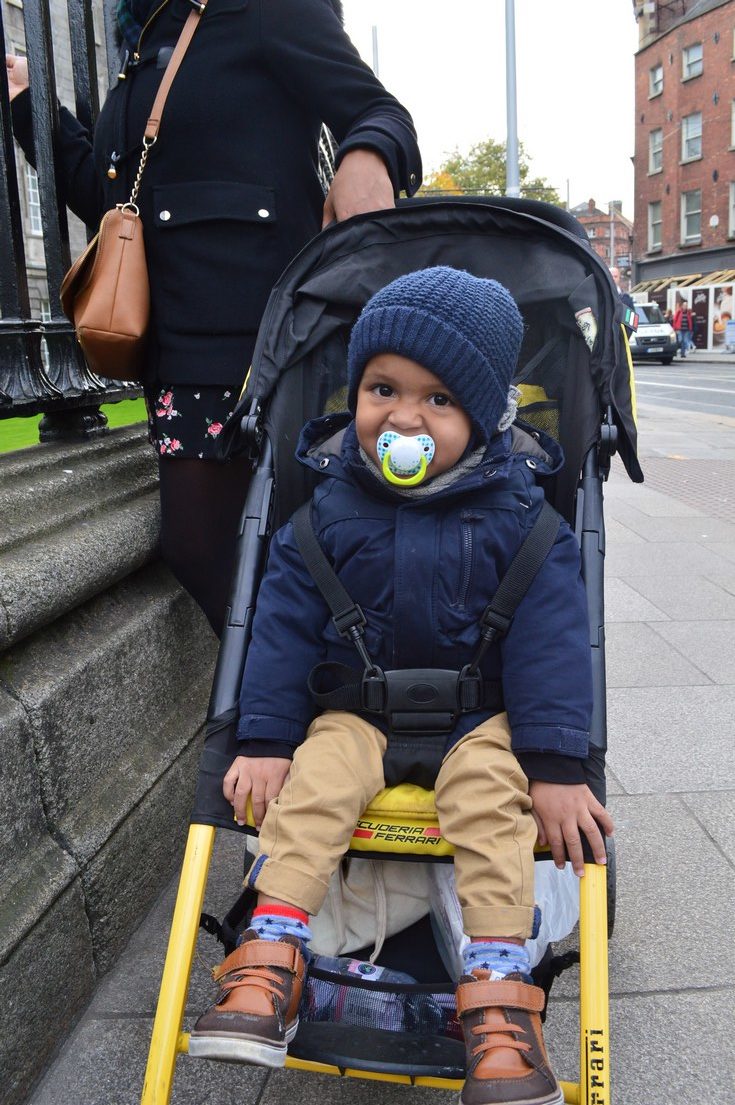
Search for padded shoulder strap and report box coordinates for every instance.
[292,502,366,637]
[479,499,561,638]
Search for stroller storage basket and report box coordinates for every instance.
[293,965,465,1078]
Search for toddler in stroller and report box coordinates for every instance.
[189,266,614,1105]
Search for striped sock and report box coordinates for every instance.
[247,904,313,947]
[463,939,532,981]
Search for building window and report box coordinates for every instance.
[587,227,596,238]
[648,201,662,251]
[682,42,703,80]
[681,112,702,162]
[649,63,663,97]
[731,99,735,148]
[649,128,663,173]
[729,183,735,238]
[25,165,42,235]
[681,189,702,243]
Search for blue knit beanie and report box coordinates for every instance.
[347,266,524,442]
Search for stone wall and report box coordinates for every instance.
[0,426,218,1105]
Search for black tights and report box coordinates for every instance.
[157,456,252,637]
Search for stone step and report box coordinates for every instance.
[0,426,161,649]
[0,488,161,650]
[0,563,217,1105]
[0,427,157,555]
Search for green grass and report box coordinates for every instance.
[0,398,148,455]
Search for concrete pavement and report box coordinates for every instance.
[22,396,735,1105]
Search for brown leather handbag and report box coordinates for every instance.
[60,1,207,381]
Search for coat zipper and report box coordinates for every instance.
[134,0,172,60]
[458,517,474,609]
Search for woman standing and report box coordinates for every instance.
[6,0,421,635]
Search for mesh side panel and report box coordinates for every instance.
[517,400,560,442]
[302,969,461,1040]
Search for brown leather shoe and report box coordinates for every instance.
[189,932,305,1066]
[456,971,563,1105]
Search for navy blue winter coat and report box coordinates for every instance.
[237,414,593,784]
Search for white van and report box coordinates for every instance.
[627,302,677,364]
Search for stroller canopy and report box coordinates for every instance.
[238,196,642,523]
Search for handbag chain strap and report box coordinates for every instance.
[125,0,209,209]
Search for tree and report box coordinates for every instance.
[420,138,560,204]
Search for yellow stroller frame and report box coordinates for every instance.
[141,803,610,1105]
[138,194,643,1105]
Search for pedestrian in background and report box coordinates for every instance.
[673,294,694,358]
[5,0,421,636]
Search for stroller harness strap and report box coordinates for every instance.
[291,497,561,740]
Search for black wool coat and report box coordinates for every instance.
[13,0,422,386]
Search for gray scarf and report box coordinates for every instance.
[359,444,486,498]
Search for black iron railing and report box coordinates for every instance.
[0,0,139,442]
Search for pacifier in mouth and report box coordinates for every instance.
[376,431,435,486]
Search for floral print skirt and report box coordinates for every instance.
[146,383,241,459]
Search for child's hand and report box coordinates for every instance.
[223,755,291,829]
[529,781,614,877]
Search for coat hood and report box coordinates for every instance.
[295,411,564,498]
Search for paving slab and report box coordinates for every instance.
[605,541,733,579]
[603,517,646,545]
[611,571,735,621]
[701,563,735,596]
[605,622,709,687]
[682,791,735,866]
[608,512,735,544]
[29,1020,268,1105]
[604,577,669,622]
[545,990,735,1105]
[603,482,702,518]
[601,796,735,993]
[651,621,735,684]
[607,685,735,793]
[705,540,735,564]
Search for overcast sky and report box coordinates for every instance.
[341,0,640,216]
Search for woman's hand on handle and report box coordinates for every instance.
[322,147,395,228]
[5,55,29,101]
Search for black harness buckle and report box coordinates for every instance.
[333,604,366,638]
[366,668,464,733]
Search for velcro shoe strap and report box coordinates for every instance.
[213,941,303,982]
[456,979,545,1017]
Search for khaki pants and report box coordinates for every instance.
[252,710,537,939]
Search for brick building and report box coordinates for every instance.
[570,199,635,289]
[632,0,735,284]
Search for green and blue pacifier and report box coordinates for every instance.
[376,431,436,486]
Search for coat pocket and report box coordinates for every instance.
[149,180,279,335]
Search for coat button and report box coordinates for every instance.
[257,208,270,219]
[319,457,329,469]
[525,458,537,469]
[410,173,416,186]
[159,210,171,221]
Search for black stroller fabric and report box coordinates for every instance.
[194,196,641,832]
